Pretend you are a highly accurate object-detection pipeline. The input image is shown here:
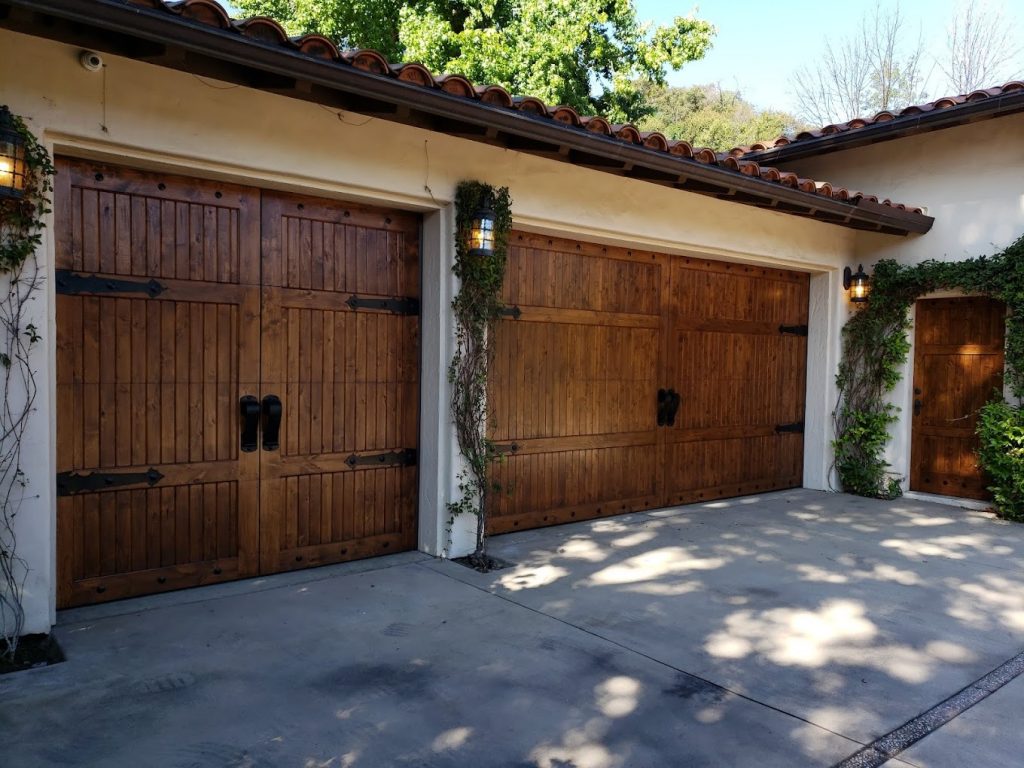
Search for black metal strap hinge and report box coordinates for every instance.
[775,421,805,434]
[345,449,417,468]
[56,467,164,496]
[498,305,522,320]
[779,324,808,336]
[55,269,166,297]
[346,295,419,315]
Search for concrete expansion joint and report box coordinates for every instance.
[831,649,1024,768]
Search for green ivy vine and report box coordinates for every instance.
[835,234,1024,519]
[447,181,512,566]
[0,108,53,659]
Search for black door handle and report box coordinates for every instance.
[262,394,282,451]
[914,399,923,416]
[239,395,260,452]
[657,388,669,426]
[666,389,681,427]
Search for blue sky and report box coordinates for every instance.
[634,0,1019,113]
[216,1,1021,117]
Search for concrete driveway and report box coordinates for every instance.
[3,489,1023,767]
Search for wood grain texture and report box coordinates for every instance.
[55,161,422,606]
[488,233,664,532]
[910,297,1005,500]
[663,259,808,504]
[259,192,420,574]
[489,232,809,532]
[55,158,260,607]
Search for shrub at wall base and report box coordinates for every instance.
[977,401,1024,522]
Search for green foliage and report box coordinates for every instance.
[977,400,1024,521]
[447,181,512,557]
[233,0,715,123]
[636,82,807,151]
[0,110,51,657]
[835,235,1024,515]
[834,407,902,499]
[0,111,55,272]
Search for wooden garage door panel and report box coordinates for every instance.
[62,481,243,583]
[488,233,665,533]
[503,233,662,314]
[672,264,806,322]
[490,234,809,533]
[56,162,421,607]
[664,260,807,503]
[58,296,243,466]
[61,172,252,283]
[259,192,419,573]
[664,435,803,505]
[488,445,661,534]
[490,323,659,441]
[261,194,419,292]
[55,159,261,607]
[669,330,805,430]
[911,297,1005,500]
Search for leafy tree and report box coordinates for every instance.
[233,0,715,123]
[637,83,807,151]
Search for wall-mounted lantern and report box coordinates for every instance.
[843,264,870,303]
[468,191,496,257]
[0,106,27,200]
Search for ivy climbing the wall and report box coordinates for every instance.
[835,234,1024,519]
[0,109,54,659]
[447,181,512,568]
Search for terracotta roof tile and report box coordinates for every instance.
[124,0,922,214]
[733,80,1024,157]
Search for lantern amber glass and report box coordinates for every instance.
[0,110,28,200]
[468,211,495,257]
[850,277,869,302]
[844,264,870,304]
[469,215,495,254]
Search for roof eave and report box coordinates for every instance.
[0,0,933,235]
[745,91,1024,165]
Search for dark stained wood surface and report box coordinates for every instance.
[488,232,809,533]
[487,233,665,533]
[910,297,1005,500]
[55,160,421,607]
[55,158,261,606]
[259,193,420,573]
[664,258,808,504]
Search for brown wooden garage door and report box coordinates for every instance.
[488,232,808,533]
[55,159,419,607]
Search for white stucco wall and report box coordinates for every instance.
[1,28,881,633]
[784,115,1024,493]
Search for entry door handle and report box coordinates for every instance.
[914,399,923,416]
[239,395,260,452]
[262,394,282,451]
